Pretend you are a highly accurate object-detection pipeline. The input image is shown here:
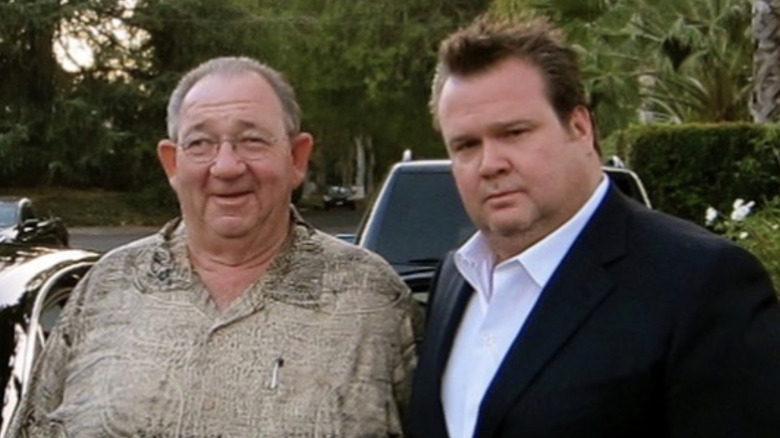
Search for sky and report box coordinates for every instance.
[54,0,139,72]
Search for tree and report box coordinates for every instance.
[229,0,490,192]
[491,0,754,146]
[1,0,136,187]
[490,0,646,141]
[751,0,780,123]
[631,0,752,123]
[1,0,491,194]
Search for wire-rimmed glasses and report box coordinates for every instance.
[178,133,286,163]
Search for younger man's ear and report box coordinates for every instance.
[568,106,594,142]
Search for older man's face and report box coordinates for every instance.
[158,72,312,242]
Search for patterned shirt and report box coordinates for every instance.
[8,215,422,437]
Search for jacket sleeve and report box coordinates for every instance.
[665,243,780,437]
[424,251,455,323]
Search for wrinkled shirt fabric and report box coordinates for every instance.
[8,215,421,437]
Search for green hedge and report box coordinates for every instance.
[709,196,780,296]
[624,123,780,223]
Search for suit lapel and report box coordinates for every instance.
[428,266,474,377]
[474,188,631,438]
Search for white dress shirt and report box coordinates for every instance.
[441,176,609,438]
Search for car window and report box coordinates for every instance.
[24,286,73,402]
[38,287,71,337]
[0,204,16,227]
[373,171,474,267]
[606,169,652,208]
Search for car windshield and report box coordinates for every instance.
[0,203,18,227]
[373,170,474,267]
[328,186,351,198]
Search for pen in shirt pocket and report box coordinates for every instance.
[269,356,284,390]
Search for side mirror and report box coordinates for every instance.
[21,218,40,231]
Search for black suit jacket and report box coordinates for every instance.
[407,186,780,438]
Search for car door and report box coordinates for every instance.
[0,248,96,438]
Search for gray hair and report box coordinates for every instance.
[166,56,302,142]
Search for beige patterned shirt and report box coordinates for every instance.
[8,216,422,437]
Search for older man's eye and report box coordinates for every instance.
[185,138,213,150]
[241,135,273,148]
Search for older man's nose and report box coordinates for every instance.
[210,141,246,176]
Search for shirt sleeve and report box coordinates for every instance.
[392,285,425,425]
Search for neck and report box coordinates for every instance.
[185,217,293,312]
[489,233,538,265]
[189,232,287,270]
[186,210,292,267]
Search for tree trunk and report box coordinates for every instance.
[354,138,366,199]
[751,0,780,123]
[352,135,373,200]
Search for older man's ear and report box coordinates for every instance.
[157,139,179,188]
[289,132,314,188]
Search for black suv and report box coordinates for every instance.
[355,159,651,303]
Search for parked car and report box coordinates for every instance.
[0,197,69,247]
[354,159,651,304]
[0,243,99,436]
[322,185,356,210]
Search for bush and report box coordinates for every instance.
[625,123,780,223]
[0,187,176,227]
[706,197,780,299]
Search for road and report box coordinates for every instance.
[69,207,365,252]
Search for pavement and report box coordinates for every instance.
[68,226,159,235]
[68,207,364,252]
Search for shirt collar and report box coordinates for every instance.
[456,174,609,290]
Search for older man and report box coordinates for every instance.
[407,16,780,438]
[9,56,421,437]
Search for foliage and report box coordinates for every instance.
[630,0,753,123]
[0,0,159,189]
[490,0,645,140]
[490,0,754,141]
[0,0,487,199]
[229,0,489,189]
[706,198,780,298]
[625,122,780,222]
[0,187,177,227]
[2,0,769,205]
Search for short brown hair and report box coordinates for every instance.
[430,16,590,132]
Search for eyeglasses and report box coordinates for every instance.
[178,133,286,163]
